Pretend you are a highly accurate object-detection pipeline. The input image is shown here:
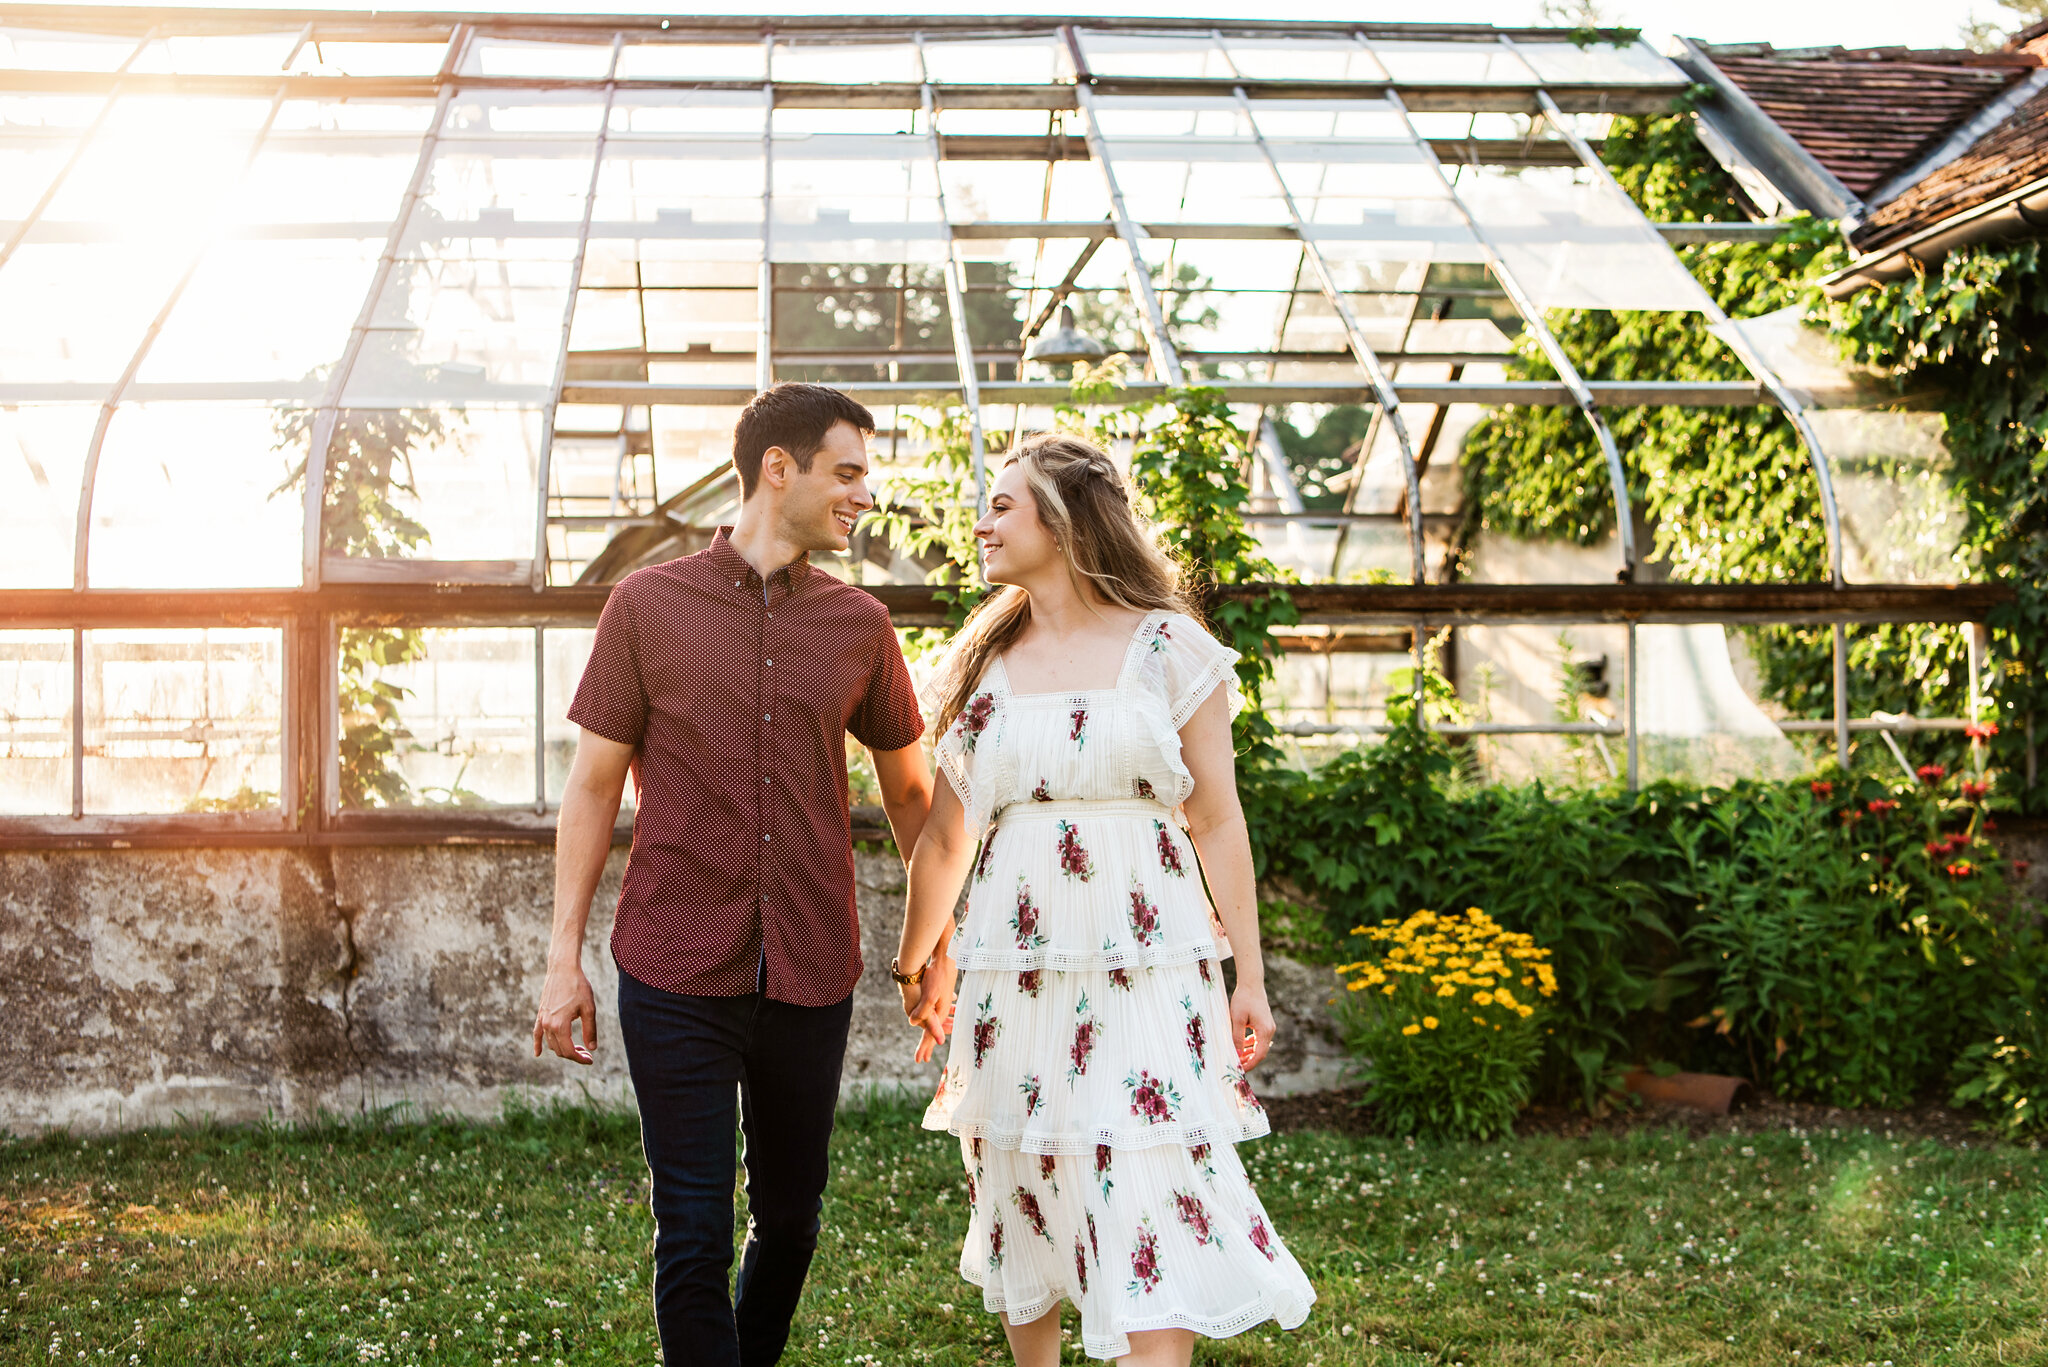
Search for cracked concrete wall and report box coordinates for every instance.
[0,846,1347,1135]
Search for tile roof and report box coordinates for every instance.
[1852,84,2048,248]
[1702,42,2037,198]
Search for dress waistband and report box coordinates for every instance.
[994,798,1170,824]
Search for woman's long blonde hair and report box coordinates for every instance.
[933,432,1194,736]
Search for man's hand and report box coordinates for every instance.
[909,951,957,1064]
[533,959,598,1065]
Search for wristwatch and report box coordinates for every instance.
[889,956,926,988]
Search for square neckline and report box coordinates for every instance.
[993,609,1166,699]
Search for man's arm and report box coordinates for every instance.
[533,727,635,1065]
[868,740,933,871]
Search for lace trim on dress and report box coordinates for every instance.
[1167,650,1245,731]
[927,1112,1272,1155]
[959,1277,1315,1363]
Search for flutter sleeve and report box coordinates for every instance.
[929,646,1001,836]
[1156,612,1246,730]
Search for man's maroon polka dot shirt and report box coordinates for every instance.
[569,527,924,1006]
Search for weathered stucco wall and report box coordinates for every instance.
[0,846,1349,1135]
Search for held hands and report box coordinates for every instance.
[532,958,598,1065]
[906,950,958,1065]
[1229,980,1275,1074]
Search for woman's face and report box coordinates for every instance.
[973,461,1061,587]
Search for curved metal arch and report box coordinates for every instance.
[1517,76,1848,590]
[530,33,624,592]
[71,83,292,591]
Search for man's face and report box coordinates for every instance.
[767,419,874,554]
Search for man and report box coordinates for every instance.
[533,382,934,1367]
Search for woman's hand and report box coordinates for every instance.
[910,950,958,1064]
[1229,980,1275,1073]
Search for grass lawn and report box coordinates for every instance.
[3,1097,2043,1366]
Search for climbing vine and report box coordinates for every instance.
[1461,111,2043,804]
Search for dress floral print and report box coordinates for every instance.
[923,610,1315,1360]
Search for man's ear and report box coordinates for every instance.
[758,444,790,492]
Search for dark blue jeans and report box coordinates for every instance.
[617,967,854,1367]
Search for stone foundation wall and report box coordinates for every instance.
[0,847,1349,1135]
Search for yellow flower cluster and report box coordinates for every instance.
[1336,907,1557,1034]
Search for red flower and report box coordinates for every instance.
[1074,1237,1090,1293]
[1087,1210,1099,1261]
[1248,1213,1277,1263]
[1128,884,1162,946]
[1108,966,1133,991]
[974,833,998,883]
[1946,860,1976,878]
[1810,780,1833,799]
[1189,1143,1214,1178]
[1056,821,1096,881]
[988,1216,1005,1268]
[1917,764,1946,785]
[1135,777,1157,800]
[1155,820,1186,876]
[958,692,996,751]
[1013,879,1046,949]
[1019,1073,1043,1116]
[1965,720,1999,740]
[1013,1186,1051,1241]
[1126,1068,1180,1124]
[971,993,1000,1069]
[1866,799,1898,816]
[1039,1153,1058,1187]
[1069,703,1089,747]
[2015,859,2032,876]
[1839,808,1863,826]
[1172,1189,1218,1246]
[1961,779,1990,802]
[1031,778,1052,803]
[1018,969,1043,997]
[1183,994,1208,1077]
[1127,1222,1163,1295]
[1069,1009,1100,1080]
[1094,1145,1114,1200]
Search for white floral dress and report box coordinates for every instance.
[921,610,1316,1359]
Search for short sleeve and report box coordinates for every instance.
[1157,612,1245,730]
[567,584,649,747]
[848,621,924,751]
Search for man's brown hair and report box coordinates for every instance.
[731,382,877,497]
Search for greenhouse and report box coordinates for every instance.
[0,7,2009,842]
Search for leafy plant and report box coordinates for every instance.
[861,405,999,646]
[1335,907,1558,1139]
[1129,386,1299,755]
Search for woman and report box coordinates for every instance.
[891,433,1315,1365]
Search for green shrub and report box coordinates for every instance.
[1244,730,2040,1112]
[1334,907,1557,1140]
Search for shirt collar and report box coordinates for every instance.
[707,525,811,590]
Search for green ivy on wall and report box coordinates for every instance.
[1459,111,2043,804]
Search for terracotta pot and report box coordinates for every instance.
[1622,1069,1749,1114]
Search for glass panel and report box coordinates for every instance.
[347,252,576,404]
[1223,37,1387,82]
[770,130,946,263]
[286,41,449,78]
[1514,40,1687,86]
[130,32,302,76]
[1088,96,1291,226]
[0,96,275,385]
[322,406,545,562]
[1075,30,1234,79]
[1364,40,1536,85]
[81,628,284,814]
[1810,411,1970,584]
[461,37,614,79]
[88,403,305,588]
[0,404,94,588]
[0,94,104,217]
[1453,623,1627,785]
[1637,624,1805,784]
[341,626,535,808]
[922,37,1064,85]
[0,629,70,815]
[543,627,595,804]
[1450,165,1703,313]
[0,29,139,70]
[615,41,765,83]
[771,40,921,84]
